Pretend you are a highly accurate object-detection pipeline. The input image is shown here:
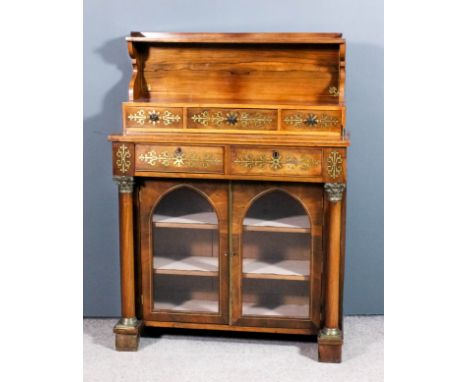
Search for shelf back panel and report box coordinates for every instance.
[137,43,340,105]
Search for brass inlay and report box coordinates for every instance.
[115,144,131,173]
[127,109,146,125]
[128,109,181,126]
[138,150,222,168]
[161,110,181,125]
[191,110,273,128]
[328,86,339,97]
[233,152,320,171]
[284,113,340,128]
[327,151,343,179]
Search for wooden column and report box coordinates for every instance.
[318,182,346,363]
[112,176,141,351]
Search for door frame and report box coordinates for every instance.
[230,181,323,330]
[139,178,229,324]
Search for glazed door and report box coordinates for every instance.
[139,179,229,324]
[231,182,324,330]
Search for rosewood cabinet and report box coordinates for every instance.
[109,32,350,363]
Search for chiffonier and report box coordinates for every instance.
[108,32,349,363]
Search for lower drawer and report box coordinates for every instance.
[229,147,322,177]
[136,145,224,174]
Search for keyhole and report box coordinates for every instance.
[272,150,280,159]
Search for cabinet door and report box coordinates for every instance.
[139,179,228,324]
[231,182,323,330]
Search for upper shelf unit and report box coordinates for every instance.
[126,32,346,107]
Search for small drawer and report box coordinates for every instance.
[230,147,322,177]
[281,109,342,133]
[125,106,184,129]
[188,108,277,130]
[136,145,224,174]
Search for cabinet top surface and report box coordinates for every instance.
[127,32,345,44]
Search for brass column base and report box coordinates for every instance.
[318,328,343,363]
[113,318,142,351]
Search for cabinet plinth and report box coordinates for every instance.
[109,32,349,363]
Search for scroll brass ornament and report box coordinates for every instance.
[328,86,339,97]
[161,110,181,125]
[327,151,343,179]
[324,183,346,202]
[115,144,131,174]
[233,152,320,171]
[127,109,146,125]
[128,109,181,126]
[191,110,273,128]
[138,150,222,168]
[284,113,340,128]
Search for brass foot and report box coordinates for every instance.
[113,317,142,351]
[318,328,343,363]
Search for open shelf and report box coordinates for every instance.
[153,212,218,230]
[243,259,309,281]
[154,256,218,277]
[154,299,219,313]
[242,302,309,318]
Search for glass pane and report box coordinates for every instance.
[152,187,219,313]
[153,275,219,313]
[242,279,309,318]
[242,190,311,318]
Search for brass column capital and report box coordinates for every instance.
[324,183,346,202]
[113,176,135,193]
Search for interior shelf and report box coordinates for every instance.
[242,302,309,318]
[153,212,218,230]
[243,215,310,233]
[154,256,218,277]
[154,299,219,313]
[242,259,309,281]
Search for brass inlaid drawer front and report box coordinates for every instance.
[188,108,276,130]
[230,147,322,177]
[135,145,224,174]
[281,110,342,133]
[125,107,183,129]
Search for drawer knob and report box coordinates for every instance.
[175,147,183,155]
[272,150,280,159]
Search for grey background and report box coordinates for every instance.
[84,0,383,316]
